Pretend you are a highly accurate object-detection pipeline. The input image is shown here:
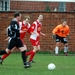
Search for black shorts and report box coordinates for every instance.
[7,38,23,50]
[56,35,68,44]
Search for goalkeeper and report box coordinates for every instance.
[52,19,70,56]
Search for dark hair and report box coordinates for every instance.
[14,11,20,18]
[61,19,67,23]
[38,14,43,17]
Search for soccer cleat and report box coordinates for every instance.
[29,60,36,63]
[64,52,68,56]
[0,57,3,65]
[24,62,31,68]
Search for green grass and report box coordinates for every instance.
[0,53,75,75]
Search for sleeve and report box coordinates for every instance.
[29,23,36,33]
[52,26,59,34]
[6,26,10,37]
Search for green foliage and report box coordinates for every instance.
[44,5,51,12]
[0,53,75,75]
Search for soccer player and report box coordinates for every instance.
[52,19,70,56]
[0,16,31,65]
[19,16,31,50]
[26,14,45,63]
[0,12,31,68]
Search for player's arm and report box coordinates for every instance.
[4,37,10,41]
[52,26,59,34]
[66,26,70,38]
[52,26,59,39]
[40,32,45,36]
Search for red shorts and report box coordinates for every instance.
[30,38,40,46]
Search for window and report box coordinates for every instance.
[2,1,3,10]
[5,1,7,10]
[58,2,66,12]
[0,0,10,11]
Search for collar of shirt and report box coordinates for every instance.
[37,20,42,25]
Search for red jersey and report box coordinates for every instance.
[30,20,42,40]
[19,22,30,39]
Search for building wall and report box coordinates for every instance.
[0,11,75,52]
[10,1,75,12]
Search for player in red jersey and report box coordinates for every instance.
[0,16,31,65]
[26,14,45,63]
[19,16,31,48]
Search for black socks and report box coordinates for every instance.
[21,51,27,65]
[0,50,7,55]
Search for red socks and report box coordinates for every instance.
[26,50,33,56]
[26,50,36,62]
[2,52,11,60]
[29,51,36,62]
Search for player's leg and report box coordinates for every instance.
[19,46,31,68]
[64,45,68,56]
[0,47,16,65]
[0,49,8,55]
[62,37,68,56]
[54,35,60,55]
[0,48,12,65]
[26,49,36,63]
[26,50,33,56]
[21,40,30,56]
[1,51,11,60]
[0,39,15,64]
[0,39,17,65]
[29,45,40,63]
[1,47,16,60]
[18,39,31,68]
[0,51,11,65]
[55,42,60,55]
[21,39,35,64]
[28,39,40,62]
[26,39,35,56]
[28,46,37,62]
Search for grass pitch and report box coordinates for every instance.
[0,53,75,75]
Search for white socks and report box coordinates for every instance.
[55,46,68,55]
[55,46,59,55]
[64,46,68,53]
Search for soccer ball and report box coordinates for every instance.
[48,63,56,70]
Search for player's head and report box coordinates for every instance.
[24,16,30,23]
[61,19,67,27]
[38,14,43,22]
[14,11,21,21]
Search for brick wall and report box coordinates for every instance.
[0,11,75,52]
[10,1,75,12]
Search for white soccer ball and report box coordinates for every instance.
[48,63,56,70]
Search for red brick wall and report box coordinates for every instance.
[10,1,75,12]
[0,11,75,52]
